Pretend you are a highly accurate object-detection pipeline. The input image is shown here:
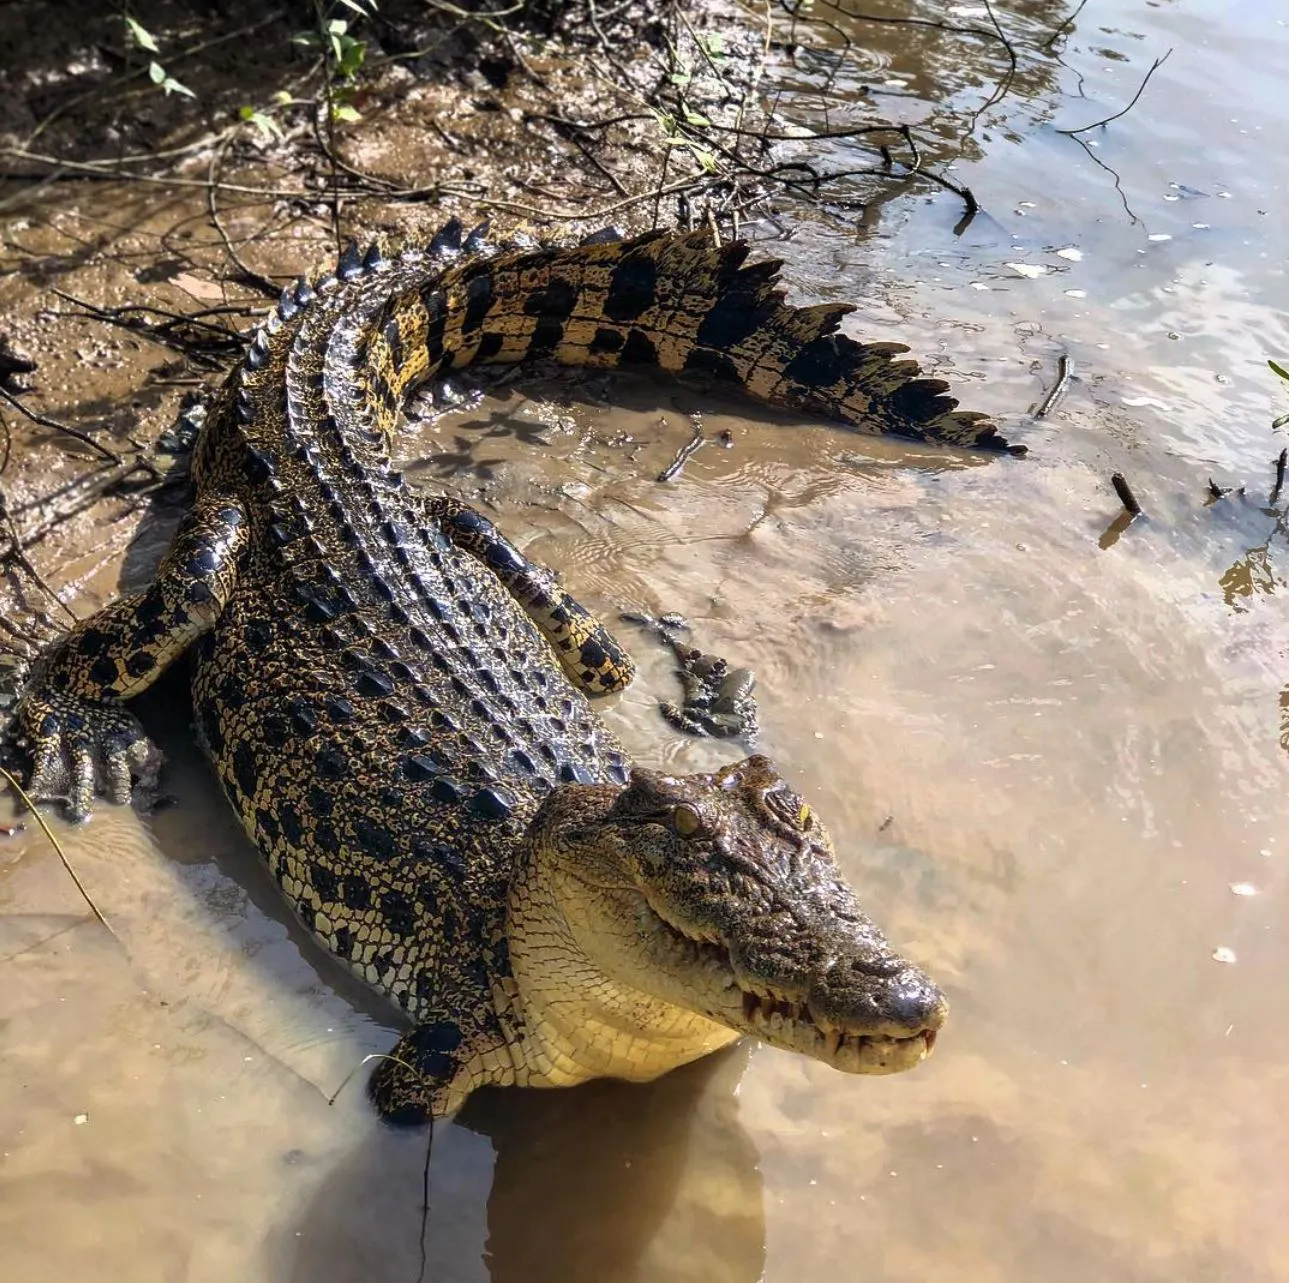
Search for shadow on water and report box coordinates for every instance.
[275,1045,765,1283]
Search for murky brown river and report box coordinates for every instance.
[3,1,1288,1280]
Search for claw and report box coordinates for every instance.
[103,750,133,807]
[18,691,162,820]
[69,744,94,822]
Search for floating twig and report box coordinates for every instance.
[1035,354,1072,419]
[1274,448,1287,500]
[1057,50,1173,135]
[657,419,706,483]
[1111,472,1142,517]
[1098,510,1135,551]
[1042,0,1089,49]
[1068,133,1142,225]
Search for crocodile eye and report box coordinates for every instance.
[671,803,701,837]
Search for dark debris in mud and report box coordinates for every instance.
[0,0,1008,248]
[619,611,760,741]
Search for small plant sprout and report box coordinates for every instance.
[295,0,379,122]
[125,15,195,98]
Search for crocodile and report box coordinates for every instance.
[14,223,1011,1123]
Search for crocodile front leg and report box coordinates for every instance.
[17,493,248,819]
[421,495,636,697]
[368,1004,512,1125]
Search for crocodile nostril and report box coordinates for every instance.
[886,969,949,1032]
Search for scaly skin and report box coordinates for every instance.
[13,224,1005,1121]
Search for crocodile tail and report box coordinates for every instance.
[410,227,1017,455]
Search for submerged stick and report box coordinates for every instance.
[1057,50,1173,135]
[657,420,706,482]
[1111,472,1142,517]
[1275,448,1287,500]
[0,765,113,936]
[1035,353,1072,419]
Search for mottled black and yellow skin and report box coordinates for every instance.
[16,225,1003,1120]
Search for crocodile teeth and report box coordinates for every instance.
[362,241,386,271]
[337,241,363,280]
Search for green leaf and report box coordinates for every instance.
[272,90,294,105]
[338,0,375,13]
[125,16,159,53]
[668,71,692,86]
[147,61,166,85]
[1270,360,1289,383]
[161,75,195,98]
[327,18,350,35]
[683,109,712,127]
[337,43,366,77]
[239,107,283,140]
[333,103,362,122]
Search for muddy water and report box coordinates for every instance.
[3,1,1289,1281]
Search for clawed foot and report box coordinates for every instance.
[17,689,163,821]
[367,1020,465,1126]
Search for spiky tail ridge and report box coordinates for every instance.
[353,224,1018,456]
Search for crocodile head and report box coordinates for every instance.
[513,755,946,1087]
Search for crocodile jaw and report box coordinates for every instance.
[505,857,741,1090]
[629,893,942,1075]
[505,860,940,1090]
